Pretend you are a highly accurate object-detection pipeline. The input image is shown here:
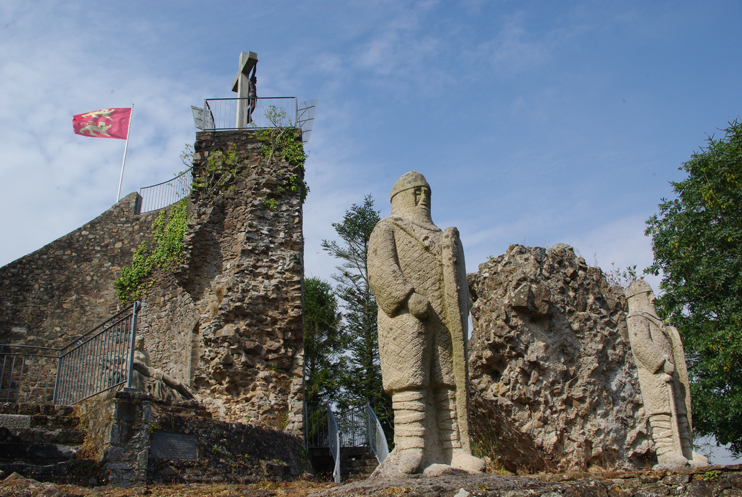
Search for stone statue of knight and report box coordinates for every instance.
[368,171,484,474]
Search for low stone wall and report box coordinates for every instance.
[530,465,742,496]
[0,193,155,346]
[468,244,651,473]
[80,391,305,486]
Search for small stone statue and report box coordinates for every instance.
[368,171,484,474]
[131,336,194,402]
[625,280,707,469]
[133,337,150,366]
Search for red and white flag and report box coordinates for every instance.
[72,108,132,139]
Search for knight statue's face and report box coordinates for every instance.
[391,184,433,222]
[414,186,431,210]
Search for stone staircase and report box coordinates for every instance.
[0,403,101,485]
[339,446,379,480]
[308,446,379,481]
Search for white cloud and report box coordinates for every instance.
[0,2,215,266]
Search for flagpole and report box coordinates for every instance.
[116,104,134,202]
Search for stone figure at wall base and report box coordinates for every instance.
[368,171,484,475]
[625,280,708,469]
[130,337,194,402]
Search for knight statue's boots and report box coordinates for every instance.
[392,390,426,474]
[435,389,485,472]
[650,414,689,468]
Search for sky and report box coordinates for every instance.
[1,1,741,462]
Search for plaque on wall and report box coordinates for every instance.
[150,432,198,460]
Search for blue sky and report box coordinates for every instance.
[1,0,741,462]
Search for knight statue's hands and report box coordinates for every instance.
[662,357,675,376]
[408,292,430,320]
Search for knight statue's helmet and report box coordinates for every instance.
[390,171,430,202]
[625,279,653,299]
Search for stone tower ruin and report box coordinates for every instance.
[0,129,306,435]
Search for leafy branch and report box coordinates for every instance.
[605,263,639,288]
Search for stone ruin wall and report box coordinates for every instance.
[135,271,200,386]
[0,193,156,347]
[0,130,304,436]
[170,130,304,433]
[468,243,654,473]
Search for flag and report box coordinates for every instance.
[73,108,131,139]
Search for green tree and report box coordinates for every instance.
[304,276,345,403]
[321,195,393,441]
[645,119,742,455]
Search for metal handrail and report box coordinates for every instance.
[327,406,341,483]
[55,302,140,405]
[203,97,298,131]
[59,306,133,353]
[366,401,389,463]
[138,168,192,214]
[0,303,140,406]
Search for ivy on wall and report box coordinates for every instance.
[188,144,242,200]
[114,198,188,304]
[256,106,309,208]
[114,106,309,303]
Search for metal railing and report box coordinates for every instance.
[336,405,368,448]
[0,303,140,406]
[203,97,298,131]
[304,400,388,478]
[366,402,389,463]
[327,406,341,483]
[0,345,59,404]
[138,169,192,214]
[55,303,140,405]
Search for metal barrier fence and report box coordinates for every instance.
[203,97,298,130]
[366,402,389,463]
[138,169,192,214]
[305,400,389,476]
[55,303,139,405]
[0,345,59,404]
[336,404,368,448]
[0,303,140,406]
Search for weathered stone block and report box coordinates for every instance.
[468,244,651,473]
[0,414,30,430]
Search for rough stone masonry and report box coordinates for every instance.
[0,129,305,436]
[0,193,155,347]
[467,243,653,473]
[163,130,305,433]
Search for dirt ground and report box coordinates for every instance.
[0,474,335,497]
[2,465,742,497]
